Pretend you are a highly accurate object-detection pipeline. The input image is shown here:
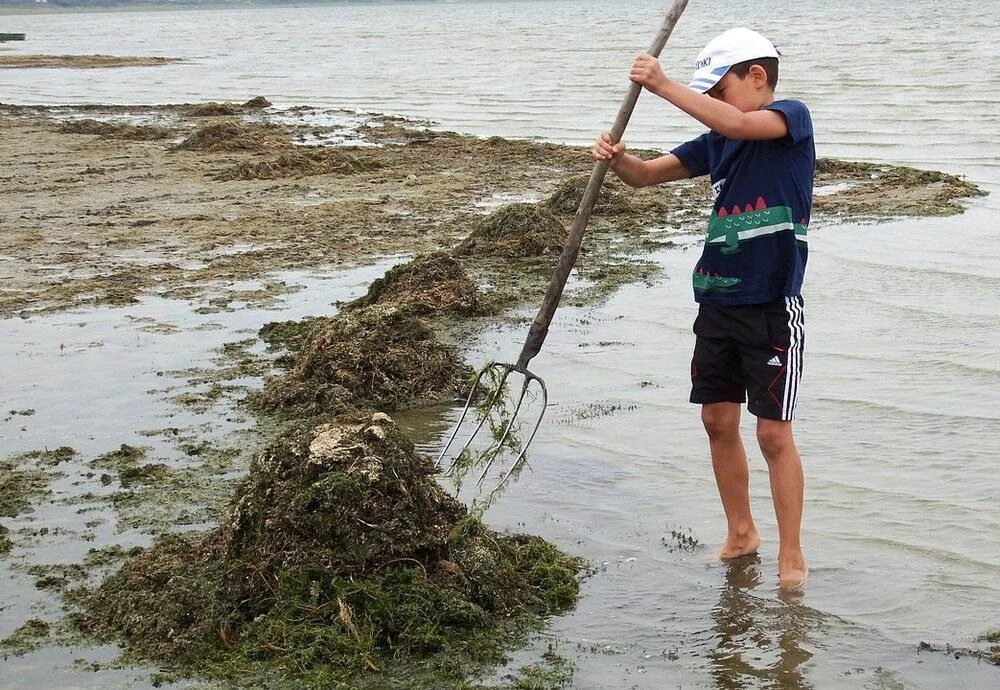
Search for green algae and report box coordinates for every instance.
[169,384,229,412]
[1,619,51,655]
[88,444,148,472]
[76,413,583,688]
[7,106,986,319]
[243,96,272,109]
[28,562,89,592]
[1,447,74,520]
[542,174,633,216]
[506,648,575,689]
[185,102,244,117]
[918,636,1000,667]
[977,630,1000,665]
[259,315,331,358]
[74,440,250,534]
[23,446,76,467]
[112,443,244,533]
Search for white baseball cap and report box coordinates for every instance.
[688,27,779,94]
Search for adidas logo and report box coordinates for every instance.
[766,355,782,367]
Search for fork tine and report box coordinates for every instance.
[435,364,491,466]
[490,374,547,494]
[474,374,532,486]
[453,364,514,462]
[438,362,514,469]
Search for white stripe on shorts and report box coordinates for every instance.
[782,296,804,420]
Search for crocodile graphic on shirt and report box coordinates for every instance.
[706,197,808,255]
[692,270,741,293]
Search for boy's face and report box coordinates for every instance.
[706,66,772,112]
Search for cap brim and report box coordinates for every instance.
[688,64,731,93]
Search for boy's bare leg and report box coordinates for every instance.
[702,402,760,559]
[756,418,808,588]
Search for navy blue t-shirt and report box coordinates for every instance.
[671,99,815,305]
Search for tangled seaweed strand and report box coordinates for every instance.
[78,414,583,687]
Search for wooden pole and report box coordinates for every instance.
[515,0,689,371]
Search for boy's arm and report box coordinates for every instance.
[630,54,788,140]
[637,153,695,185]
[594,131,694,187]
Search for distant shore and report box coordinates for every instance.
[0,1,424,17]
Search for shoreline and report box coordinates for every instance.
[0,1,423,17]
[0,100,984,320]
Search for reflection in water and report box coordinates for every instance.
[710,557,815,689]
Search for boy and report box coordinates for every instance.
[593,27,813,589]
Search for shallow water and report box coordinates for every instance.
[1,0,999,687]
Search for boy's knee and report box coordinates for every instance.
[756,419,793,459]
[701,404,740,441]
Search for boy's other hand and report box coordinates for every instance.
[593,131,625,163]
[629,53,669,93]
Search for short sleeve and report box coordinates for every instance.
[670,133,711,177]
[765,100,813,146]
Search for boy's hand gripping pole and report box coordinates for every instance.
[437,0,689,495]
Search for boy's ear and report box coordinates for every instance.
[749,64,768,88]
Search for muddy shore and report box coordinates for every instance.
[0,101,989,687]
[0,102,984,320]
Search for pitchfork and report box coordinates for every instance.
[437,0,689,493]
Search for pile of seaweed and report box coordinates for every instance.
[250,306,470,417]
[543,174,633,216]
[215,149,383,181]
[78,413,582,686]
[184,97,272,117]
[252,252,487,417]
[458,203,567,258]
[186,102,243,117]
[58,118,169,141]
[345,251,481,317]
[173,120,285,152]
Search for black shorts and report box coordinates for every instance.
[690,296,804,421]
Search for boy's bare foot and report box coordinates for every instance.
[717,529,760,560]
[778,551,808,589]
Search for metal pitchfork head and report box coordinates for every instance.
[436,0,689,495]
[435,358,548,494]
